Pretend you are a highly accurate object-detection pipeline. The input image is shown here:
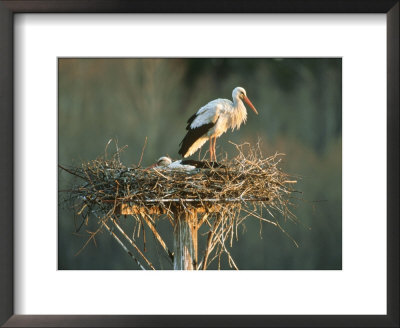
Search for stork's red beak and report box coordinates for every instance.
[243,95,258,115]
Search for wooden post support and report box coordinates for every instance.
[173,210,198,270]
[119,204,212,270]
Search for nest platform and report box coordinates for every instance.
[60,143,298,270]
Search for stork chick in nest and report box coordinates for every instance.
[148,156,224,171]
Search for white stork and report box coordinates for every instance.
[148,156,224,171]
[178,87,258,162]
[148,156,197,171]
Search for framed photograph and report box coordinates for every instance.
[1,1,398,327]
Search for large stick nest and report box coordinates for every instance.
[67,142,296,212]
[60,142,299,270]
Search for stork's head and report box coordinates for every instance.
[146,156,172,169]
[233,87,258,115]
[156,156,172,167]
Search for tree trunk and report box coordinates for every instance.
[173,210,198,270]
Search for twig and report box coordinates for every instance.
[102,220,146,270]
[111,216,155,270]
[141,213,174,263]
[58,164,87,180]
[137,136,148,168]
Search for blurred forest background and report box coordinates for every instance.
[58,58,342,270]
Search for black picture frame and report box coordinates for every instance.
[0,1,398,327]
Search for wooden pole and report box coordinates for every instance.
[173,209,198,270]
[119,204,205,270]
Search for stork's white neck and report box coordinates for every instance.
[230,97,247,130]
[232,94,240,106]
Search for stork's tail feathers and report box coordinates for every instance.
[178,123,214,158]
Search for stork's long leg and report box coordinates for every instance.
[209,137,213,162]
[212,136,217,162]
[209,136,217,162]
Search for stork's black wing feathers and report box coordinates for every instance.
[178,122,215,157]
[181,159,225,168]
[186,112,198,130]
